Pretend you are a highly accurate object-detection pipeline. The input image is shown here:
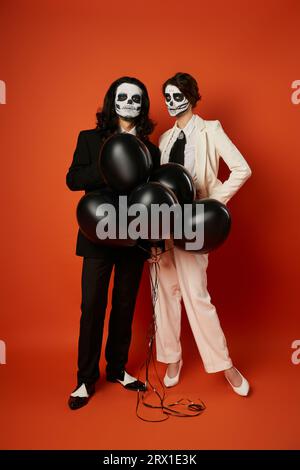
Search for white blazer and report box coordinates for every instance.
[159,115,252,205]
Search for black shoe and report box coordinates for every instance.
[106,370,146,392]
[68,383,95,410]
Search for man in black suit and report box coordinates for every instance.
[66,77,160,410]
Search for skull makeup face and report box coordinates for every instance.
[164,84,190,117]
[115,83,143,119]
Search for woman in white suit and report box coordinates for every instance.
[151,72,252,396]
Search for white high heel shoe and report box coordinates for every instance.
[225,368,250,396]
[163,360,183,388]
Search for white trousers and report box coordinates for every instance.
[151,242,233,373]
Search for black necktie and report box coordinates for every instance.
[169,130,186,166]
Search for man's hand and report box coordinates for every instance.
[148,246,163,264]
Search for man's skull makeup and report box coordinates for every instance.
[115,83,142,120]
[164,84,190,117]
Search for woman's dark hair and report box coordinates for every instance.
[162,72,201,108]
[96,76,155,140]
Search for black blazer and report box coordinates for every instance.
[66,128,161,258]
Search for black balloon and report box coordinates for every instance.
[128,182,178,242]
[150,163,196,204]
[76,189,136,247]
[174,198,231,253]
[99,133,153,194]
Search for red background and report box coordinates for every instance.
[0,0,300,449]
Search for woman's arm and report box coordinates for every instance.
[209,121,252,205]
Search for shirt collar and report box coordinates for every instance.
[119,125,137,136]
[174,114,196,139]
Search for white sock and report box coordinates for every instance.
[70,383,89,398]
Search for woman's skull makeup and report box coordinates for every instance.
[115,83,142,119]
[164,84,190,117]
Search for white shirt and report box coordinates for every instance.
[163,114,197,180]
[119,125,137,136]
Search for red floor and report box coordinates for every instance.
[1,314,299,450]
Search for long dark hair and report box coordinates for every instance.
[96,76,155,140]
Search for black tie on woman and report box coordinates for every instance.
[168,130,186,166]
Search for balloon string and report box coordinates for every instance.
[135,255,206,422]
[137,242,174,257]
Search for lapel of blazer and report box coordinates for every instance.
[159,115,207,191]
[194,114,207,193]
[159,123,177,164]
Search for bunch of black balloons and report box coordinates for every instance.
[76,133,231,253]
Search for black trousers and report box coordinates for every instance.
[77,247,145,386]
